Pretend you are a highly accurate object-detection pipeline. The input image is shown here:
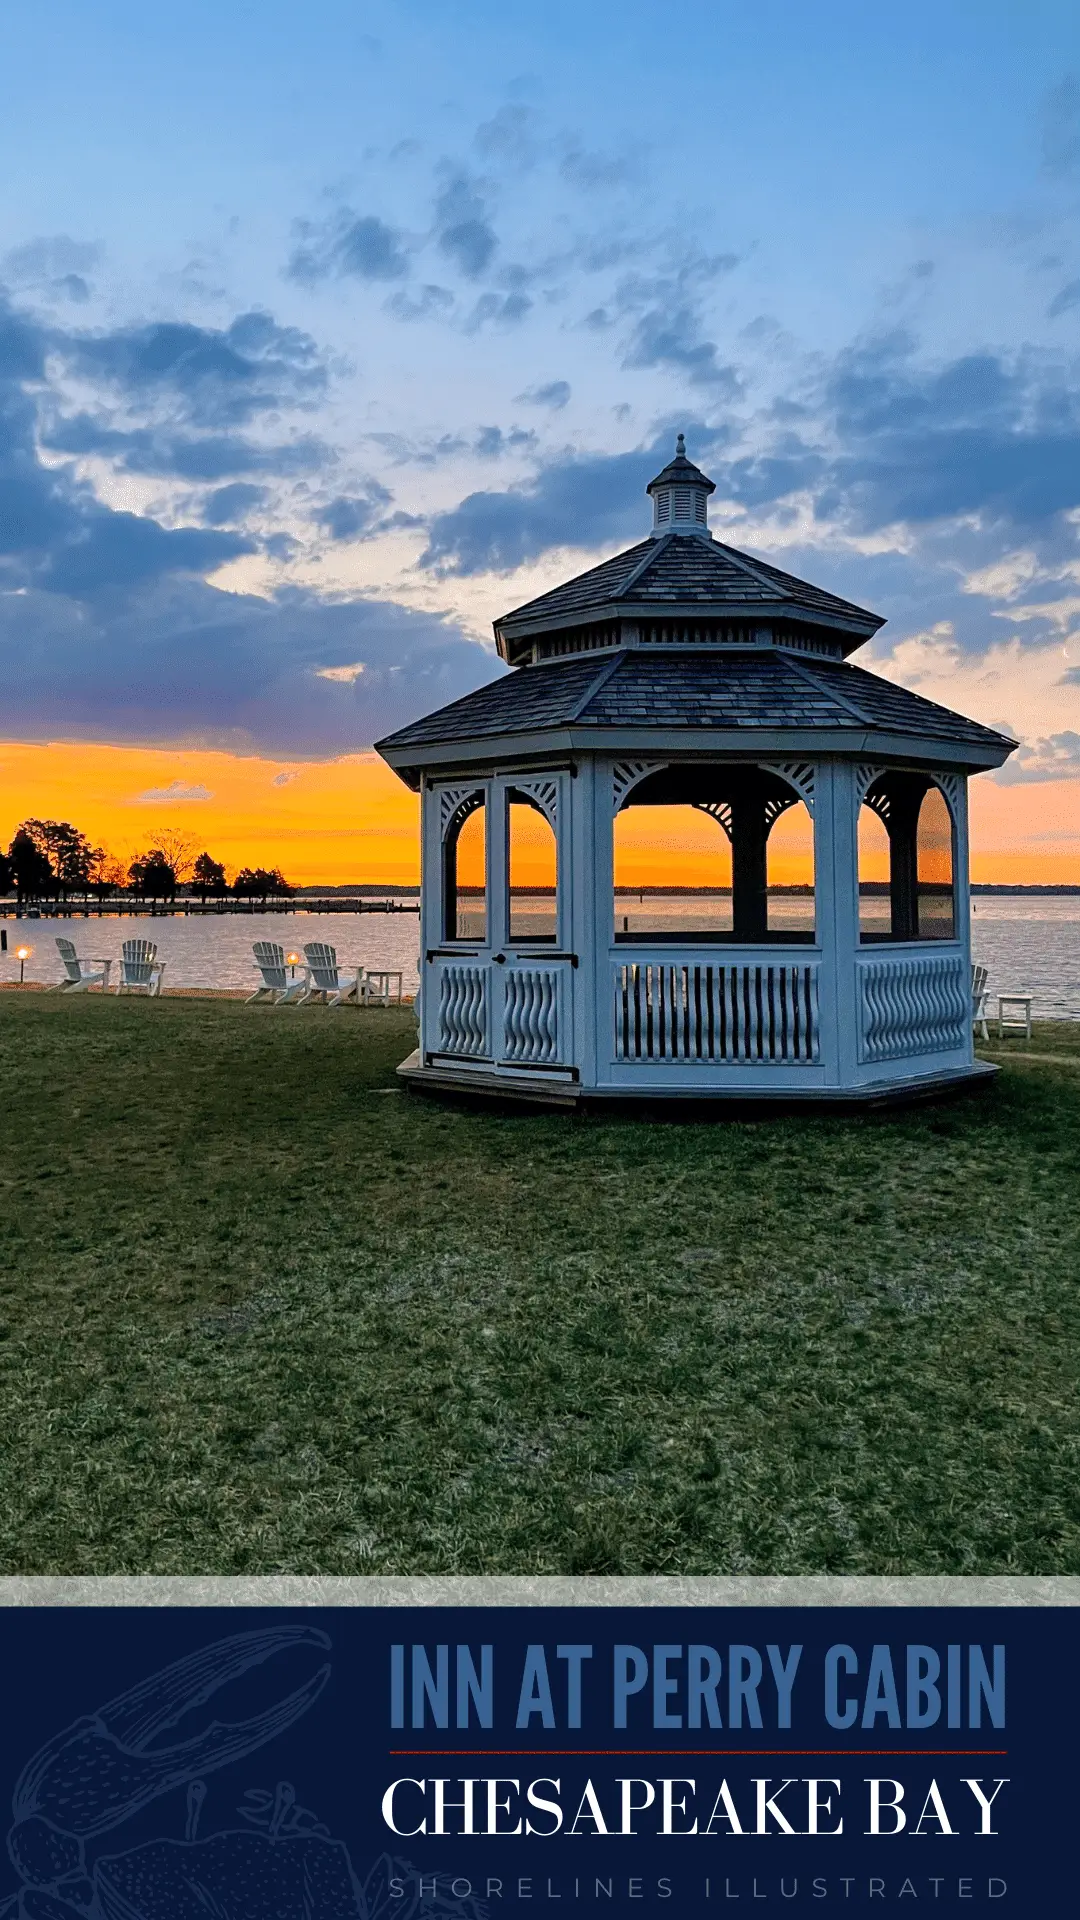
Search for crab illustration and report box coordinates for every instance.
[2,1626,330,1919]
[1,1628,481,1920]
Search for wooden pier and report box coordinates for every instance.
[0,896,420,920]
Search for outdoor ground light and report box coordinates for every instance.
[16,944,31,984]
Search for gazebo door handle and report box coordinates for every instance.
[492,952,506,963]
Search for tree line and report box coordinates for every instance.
[0,819,292,905]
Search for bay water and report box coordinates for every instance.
[3,894,1080,1018]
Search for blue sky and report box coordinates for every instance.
[1,0,1079,791]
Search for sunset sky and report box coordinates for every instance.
[2,2,1080,883]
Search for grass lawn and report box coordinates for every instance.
[1,992,1078,1575]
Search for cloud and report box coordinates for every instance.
[435,175,498,279]
[465,290,532,329]
[314,489,390,541]
[516,379,571,409]
[0,304,255,592]
[0,286,496,755]
[994,730,1080,784]
[1048,278,1080,319]
[1042,75,1080,177]
[60,311,326,429]
[560,146,632,191]
[135,780,213,802]
[607,251,742,390]
[385,283,455,322]
[315,661,366,683]
[2,235,101,302]
[201,482,267,525]
[474,425,536,458]
[623,306,742,390]
[287,211,409,285]
[271,770,296,786]
[812,336,1080,533]
[42,512,251,594]
[690,335,1080,564]
[474,105,541,172]
[0,575,500,756]
[420,442,670,575]
[41,413,333,482]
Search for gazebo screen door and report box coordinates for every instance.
[493,775,572,1072]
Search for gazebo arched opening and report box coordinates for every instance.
[613,764,815,943]
[858,773,955,943]
[508,788,558,943]
[444,792,486,942]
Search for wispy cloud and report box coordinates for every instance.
[1042,74,1080,177]
[434,174,498,279]
[516,379,571,409]
[134,779,213,802]
[287,211,410,286]
[314,661,366,683]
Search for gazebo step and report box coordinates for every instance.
[396,1050,582,1108]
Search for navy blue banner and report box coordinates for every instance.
[0,1606,1071,1916]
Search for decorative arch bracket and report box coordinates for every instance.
[756,759,816,814]
[611,760,666,814]
[855,766,964,829]
[438,785,485,840]
[855,763,885,809]
[929,771,963,820]
[692,799,733,840]
[510,776,559,830]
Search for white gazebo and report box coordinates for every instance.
[377,438,1015,1107]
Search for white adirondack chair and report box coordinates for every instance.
[972,962,990,1042]
[54,937,111,992]
[300,941,368,1007]
[115,938,165,996]
[248,940,308,1004]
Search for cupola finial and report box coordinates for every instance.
[676,432,686,457]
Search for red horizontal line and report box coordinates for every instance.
[389,1750,1008,1758]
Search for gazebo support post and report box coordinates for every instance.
[731,798,769,941]
[888,793,921,942]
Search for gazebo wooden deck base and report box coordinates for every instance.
[396,1049,998,1113]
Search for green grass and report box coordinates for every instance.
[1,993,1078,1575]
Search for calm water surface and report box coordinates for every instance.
[3,895,1080,1017]
[0,907,423,996]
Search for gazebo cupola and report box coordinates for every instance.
[377,437,1016,1109]
[646,432,716,534]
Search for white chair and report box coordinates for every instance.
[971,963,990,1042]
[998,994,1032,1040]
[54,936,111,993]
[248,941,309,1004]
[115,938,165,996]
[300,941,368,1007]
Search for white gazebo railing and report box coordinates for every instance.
[613,956,820,1064]
[856,949,970,1063]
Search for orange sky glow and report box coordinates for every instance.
[3,739,1080,887]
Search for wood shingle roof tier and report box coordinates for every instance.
[494,531,885,663]
[376,646,1015,784]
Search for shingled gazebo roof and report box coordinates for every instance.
[377,646,1015,773]
[494,533,885,659]
[377,436,1015,783]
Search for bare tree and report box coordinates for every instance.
[148,827,199,886]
